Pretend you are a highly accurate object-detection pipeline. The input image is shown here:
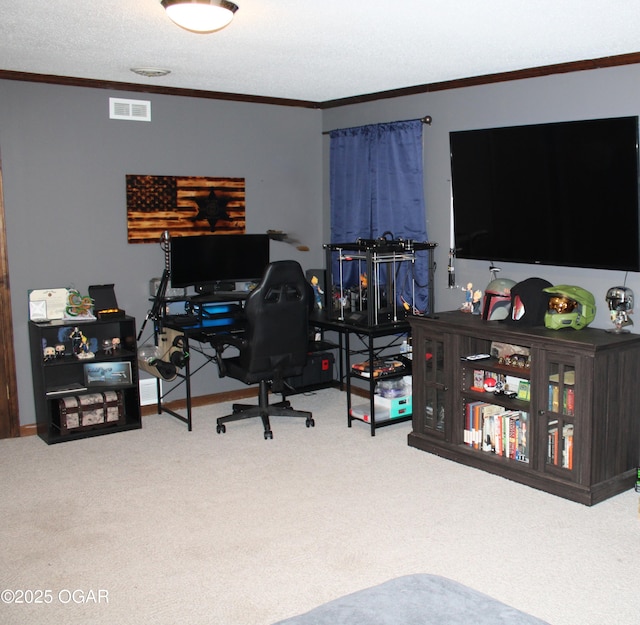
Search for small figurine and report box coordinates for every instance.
[70,326,95,359]
[70,326,84,354]
[111,337,121,350]
[55,343,66,359]
[461,283,483,314]
[310,275,324,310]
[43,346,56,362]
[102,338,113,355]
[460,282,473,312]
[472,288,483,315]
[65,289,94,318]
[76,334,95,360]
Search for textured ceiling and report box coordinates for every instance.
[2,0,640,103]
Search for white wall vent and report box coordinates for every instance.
[139,378,161,406]
[109,97,151,122]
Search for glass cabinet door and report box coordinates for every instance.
[421,334,446,435]
[542,358,577,474]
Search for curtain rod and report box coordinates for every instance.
[322,115,432,135]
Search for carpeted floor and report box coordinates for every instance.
[1,388,638,625]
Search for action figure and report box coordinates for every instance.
[310,275,324,310]
[461,283,482,314]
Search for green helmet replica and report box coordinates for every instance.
[543,285,596,330]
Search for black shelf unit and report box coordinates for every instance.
[29,317,142,444]
[348,352,412,434]
[310,313,412,435]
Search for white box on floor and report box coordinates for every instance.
[375,394,412,418]
[350,403,390,423]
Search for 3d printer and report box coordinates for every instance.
[324,236,436,326]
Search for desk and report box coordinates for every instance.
[153,300,407,434]
[150,293,248,431]
[155,300,337,430]
[310,312,411,436]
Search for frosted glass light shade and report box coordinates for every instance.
[161,0,239,33]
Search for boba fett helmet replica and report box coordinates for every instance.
[481,278,516,321]
[543,285,596,330]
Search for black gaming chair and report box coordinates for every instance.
[212,260,315,439]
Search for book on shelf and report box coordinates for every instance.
[549,385,560,412]
[516,379,530,401]
[547,419,559,465]
[564,387,575,415]
[516,412,529,463]
[480,404,504,452]
[562,423,574,469]
[548,383,575,415]
[464,401,483,447]
[351,358,405,378]
[547,417,574,469]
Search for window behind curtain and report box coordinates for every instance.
[329,119,431,313]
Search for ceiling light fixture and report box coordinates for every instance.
[161,0,239,34]
[130,67,171,78]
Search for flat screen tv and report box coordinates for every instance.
[170,234,270,292]
[449,116,640,272]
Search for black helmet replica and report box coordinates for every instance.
[503,277,553,326]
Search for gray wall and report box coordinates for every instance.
[4,62,640,427]
[322,63,640,327]
[0,80,323,426]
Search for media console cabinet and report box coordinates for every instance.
[408,311,640,505]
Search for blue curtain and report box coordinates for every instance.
[329,119,430,313]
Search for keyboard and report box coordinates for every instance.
[211,290,250,300]
[163,314,199,328]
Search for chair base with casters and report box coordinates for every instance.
[216,378,315,440]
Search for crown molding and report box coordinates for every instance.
[2,51,640,110]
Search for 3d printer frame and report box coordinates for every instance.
[324,238,437,326]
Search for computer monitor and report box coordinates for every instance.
[170,234,270,293]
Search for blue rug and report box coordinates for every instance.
[272,574,551,625]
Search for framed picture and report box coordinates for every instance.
[83,361,132,386]
[126,174,246,243]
